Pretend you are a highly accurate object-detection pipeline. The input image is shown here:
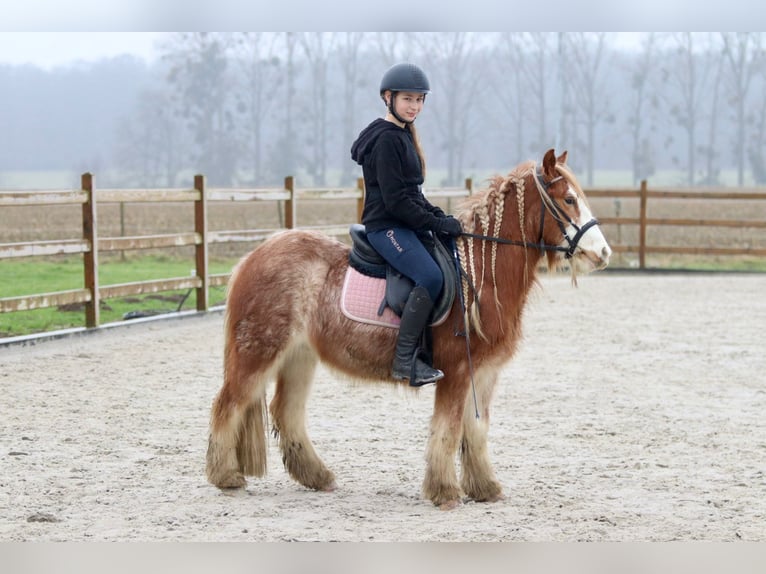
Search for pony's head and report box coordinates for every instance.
[453,149,611,339]
[456,148,611,276]
[536,149,611,274]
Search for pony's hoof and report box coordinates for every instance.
[320,480,338,492]
[482,492,506,503]
[472,489,505,503]
[214,473,246,489]
[464,480,505,503]
[438,498,462,511]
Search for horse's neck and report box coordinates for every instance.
[491,199,544,294]
[463,182,544,327]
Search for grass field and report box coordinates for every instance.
[1,255,238,337]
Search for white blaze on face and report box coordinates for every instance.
[563,183,612,270]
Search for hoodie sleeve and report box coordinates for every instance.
[426,202,446,218]
[374,133,445,232]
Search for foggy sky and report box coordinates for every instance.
[2,0,759,35]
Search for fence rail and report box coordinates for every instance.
[1,175,765,334]
[587,181,766,267]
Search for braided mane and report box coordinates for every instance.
[453,161,538,340]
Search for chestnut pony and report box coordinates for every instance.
[206,149,611,509]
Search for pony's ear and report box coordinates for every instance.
[557,150,568,165]
[542,149,557,178]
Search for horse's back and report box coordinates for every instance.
[225,229,348,332]
[243,228,347,265]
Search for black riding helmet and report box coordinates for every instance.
[379,63,430,124]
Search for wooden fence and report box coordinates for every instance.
[587,182,766,268]
[0,174,470,330]
[1,175,765,333]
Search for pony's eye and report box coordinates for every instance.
[564,196,576,206]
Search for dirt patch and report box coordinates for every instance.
[1,272,765,541]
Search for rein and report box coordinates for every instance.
[458,165,601,260]
[458,231,572,254]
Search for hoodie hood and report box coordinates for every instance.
[350,118,402,165]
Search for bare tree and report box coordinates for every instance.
[562,32,615,185]
[231,32,281,185]
[336,33,367,185]
[300,33,336,186]
[266,32,302,183]
[661,33,722,185]
[414,32,484,185]
[524,33,555,152]
[626,33,660,184]
[491,33,525,161]
[115,88,183,187]
[720,32,764,186]
[749,59,766,184]
[701,47,726,185]
[374,32,412,68]
[491,33,556,161]
[162,32,239,185]
[59,32,766,190]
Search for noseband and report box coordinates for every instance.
[460,165,600,259]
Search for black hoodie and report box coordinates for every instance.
[350,118,446,233]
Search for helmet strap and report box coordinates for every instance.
[387,92,412,125]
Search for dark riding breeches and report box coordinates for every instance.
[366,227,443,302]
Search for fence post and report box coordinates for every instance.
[284,176,295,229]
[465,177,473,195]
[356,177,365,223]
[194,174,209,312]
[119,201,126,261]
[81,173,100,328]
[639,179,648,269]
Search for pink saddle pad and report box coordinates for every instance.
[341,267,401,328]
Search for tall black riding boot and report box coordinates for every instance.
[392,286,445,386]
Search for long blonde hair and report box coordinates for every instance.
[407,122,427,179]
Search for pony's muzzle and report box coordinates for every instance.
[577,244,611,271]
[594,245,612,269]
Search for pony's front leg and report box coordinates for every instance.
[460,369,504,503]
[422,374,468,509]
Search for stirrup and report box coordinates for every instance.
[391,361,443,384]
[408,357,444,387]
[408,367,444,387]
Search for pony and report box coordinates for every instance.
[206,149,611,509]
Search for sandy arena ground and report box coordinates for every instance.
[1,272,765,541]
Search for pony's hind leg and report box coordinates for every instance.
[206,366,269,489]
[207,312,275,490]
[269,342,337,492]
[459,371,504,503]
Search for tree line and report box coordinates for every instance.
[2,32,764,189]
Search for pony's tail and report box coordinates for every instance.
[206,391,268,487]
[206,306,269,488]
[235,388,268,477]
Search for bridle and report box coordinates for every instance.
[459,165,601,260]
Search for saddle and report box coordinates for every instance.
[346,224,456,324]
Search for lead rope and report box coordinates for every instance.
[450,237,480,420]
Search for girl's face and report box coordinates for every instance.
[386,90,425,123]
